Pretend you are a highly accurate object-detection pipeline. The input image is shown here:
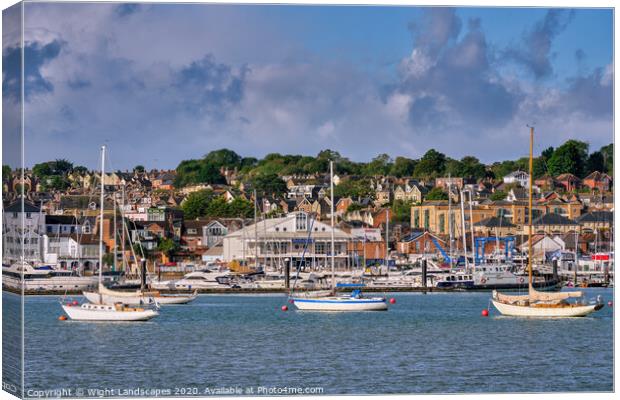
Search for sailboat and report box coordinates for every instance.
[82,158,196,306]
[291,161,388,311]
[61,146,159,321]
[491,127,604,317]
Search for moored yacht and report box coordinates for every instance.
[61,146,160,321]
[3,261,98,291]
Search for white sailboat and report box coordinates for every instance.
[291,161,388,312]
[61,146,159,321]
[491,127,603,318]
[82,162,196,306]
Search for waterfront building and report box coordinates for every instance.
[222,211,354,270]
[3,199,46,263]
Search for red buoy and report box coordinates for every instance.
[58,315,67,321]
[481,309,489,317]
[281,305,288,312]
[389,298,396,304]
[288,299,295,304]
[72,300,79,306]
[608,301,613,307]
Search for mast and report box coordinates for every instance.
[384,208,389,268]
[254,189,258,268]
[330,160,335,291]
[447,177,453,269]
[113,192,117,271]
[459,189,469,270]
[527,126,534,291]
[468,190,476,272]
[99,145,106,297]
[574,228,579,285]
[121,180,126,272]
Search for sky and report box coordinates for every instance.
[1,3,614,170]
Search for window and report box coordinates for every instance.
[414,210,420,227]
[424,210,430,230]
[296,213,307,231]
[439,214,445,234]
[26,213,32,219]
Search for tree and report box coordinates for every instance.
[363,154,392,176]
[414,149,446,178]
[600,143,613,175]
[53,159,73,174]
[391,200,414,223]
[251,173,287,196]
[541,146,554,161]
[346,202,365,214]
[490,190,507,201]
[102,253,115,267]
[205,197,230,217]
[133,165,145,173]
[204,149,242,168]
[425,187,448,200]
[72,165,88,174]
[333,178,374,199]
[175,159,225,187]
[181,189,214,219]
[547,140,589,177]
[32,162,54,177]
[458,156,487,180]
[157,238,179,258]
[2,165,11,183]
[227,197,254,218]
[390,157,417,177]
[586,151,606,176]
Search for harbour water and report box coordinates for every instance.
[5,289,614,396]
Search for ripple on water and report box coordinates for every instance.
[6,289,612,395]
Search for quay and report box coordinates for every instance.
[4,286,459,296]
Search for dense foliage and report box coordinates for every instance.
[181,189,254,219]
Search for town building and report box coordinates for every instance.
[222,211,354,270]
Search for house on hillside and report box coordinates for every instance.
[555,173,581,192]
[582,171,612,192]
[503,170,530,187]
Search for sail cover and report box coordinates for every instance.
[495,288,583,305]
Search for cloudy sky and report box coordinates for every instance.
[2,3,613,170]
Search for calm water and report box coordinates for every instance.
[5,289,615,396]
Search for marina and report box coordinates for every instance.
[7,288,613,395]
[1,2,615,397]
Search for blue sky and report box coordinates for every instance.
[2,3,613,170]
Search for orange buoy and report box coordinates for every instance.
[481,309,489,317]
[58,315,67,321]
[281,305,288,311]
[389,298,396,304]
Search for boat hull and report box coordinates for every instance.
[61,304,159,321]
[491,299,603,317]
[292,297,388,311]
[83,290,197,305]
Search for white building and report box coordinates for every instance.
[223,212,353,271]
[503,170,530,188]
[3,199,46,263]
